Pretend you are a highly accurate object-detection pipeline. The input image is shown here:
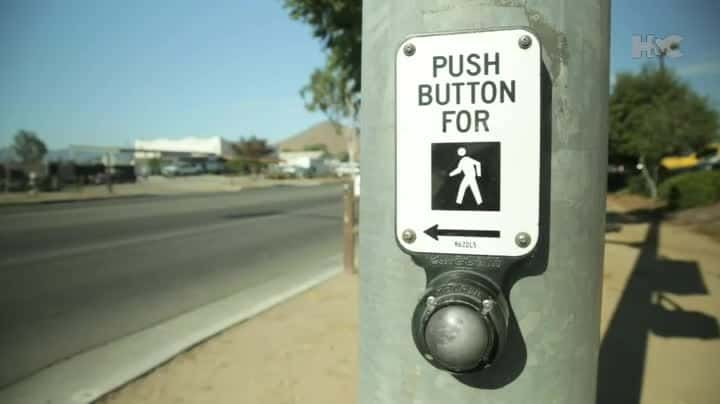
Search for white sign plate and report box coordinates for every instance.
[396,29,541,257]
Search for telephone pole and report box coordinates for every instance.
[359,1,610,403]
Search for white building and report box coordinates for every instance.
[134,137,233,159]
[278,150,325,169]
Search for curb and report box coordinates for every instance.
[0,179,346,209]
[0,264,343,404]
[0,193,157,208]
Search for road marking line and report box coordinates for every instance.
[0,262,343,404]
[0,210,338,267]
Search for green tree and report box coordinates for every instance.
[13,130,48,166]
[609,67,718,198]
[303,143,329,154]
[148,158,164,175]
[337,151,350,162]
[284,0,361,161]
[232,136,275,175]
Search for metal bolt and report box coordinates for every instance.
[518,35,532,49]
[402,229,416,243]
[427,296,436,306]
[515,232,531,248]
[481,299,495,315]
[403,43,416,56]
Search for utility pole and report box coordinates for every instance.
[343,181,357,273]
[658,41,680,72]
[359,1,609,403]
[103,152,114,194]
[4,159,9,194]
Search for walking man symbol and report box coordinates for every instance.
[449,147,483,205]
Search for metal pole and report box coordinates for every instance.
[4,160,9,193]
[359,1,609,403]
[343,182,356,273]
[105,152,114,194]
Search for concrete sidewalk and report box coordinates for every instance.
[100,272,358,404]
[100,198,720,404]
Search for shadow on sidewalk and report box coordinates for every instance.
[605,208,659,233]
[597,212,719,403]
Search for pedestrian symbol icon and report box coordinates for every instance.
[449,147,483,205]
[431,142,500,211]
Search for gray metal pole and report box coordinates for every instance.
[4,159,9,193]
[359,1,609,403]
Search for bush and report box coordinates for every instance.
[225,159,249,174]
[627,174,651,196]
[658,170,720,210]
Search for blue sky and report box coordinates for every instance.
[610,0,720,107]
[1,0,719,149]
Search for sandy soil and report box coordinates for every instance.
[99,273,358,404]
[602,194,720,404]
[98,195,720,404]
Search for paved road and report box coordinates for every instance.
[0,184,343,388]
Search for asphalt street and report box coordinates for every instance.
[0,184,343,388]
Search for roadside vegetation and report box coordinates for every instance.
[609,61,719,212]
[610,65,718,198]
[658,171,720,210]
[283,0,361,162]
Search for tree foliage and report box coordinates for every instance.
[303,143,329,153]
[659,171,720,210]
[231,136,275,174]
[609,67,719,196]
[233,136,274,158]
[284,0,361,124]
[13,130,47,165]
[610,67,717,162]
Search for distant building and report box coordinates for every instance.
[134,136,233,159]
[278,150,325,167]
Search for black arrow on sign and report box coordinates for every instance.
[424,224,501,241]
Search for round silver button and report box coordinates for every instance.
[424,305,492,372]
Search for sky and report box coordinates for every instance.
[0,0,719,149]
[610,0,720,107]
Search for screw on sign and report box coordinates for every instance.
[404,43,416,56]
[402,229,417,243]
[515,232,531,248]
[518,34,532,49]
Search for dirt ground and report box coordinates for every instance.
[99,273,358,404]
[99,195,720,404]
[601,195,720,404]
[667,202,720,242]
[607,193,720,242]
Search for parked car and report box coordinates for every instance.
[204,160,225,174]
[161,162,203,177]
[0,170,28,191]
[335,162,360,177]
[279,164,308,177]
[660,143,720,173]
[697,159,720,171]
[696,144,720,171]
[266,164,309,179]
[93,168,137,184]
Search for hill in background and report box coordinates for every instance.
[276,121,358,157]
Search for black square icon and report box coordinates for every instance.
[431,142,500,211]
